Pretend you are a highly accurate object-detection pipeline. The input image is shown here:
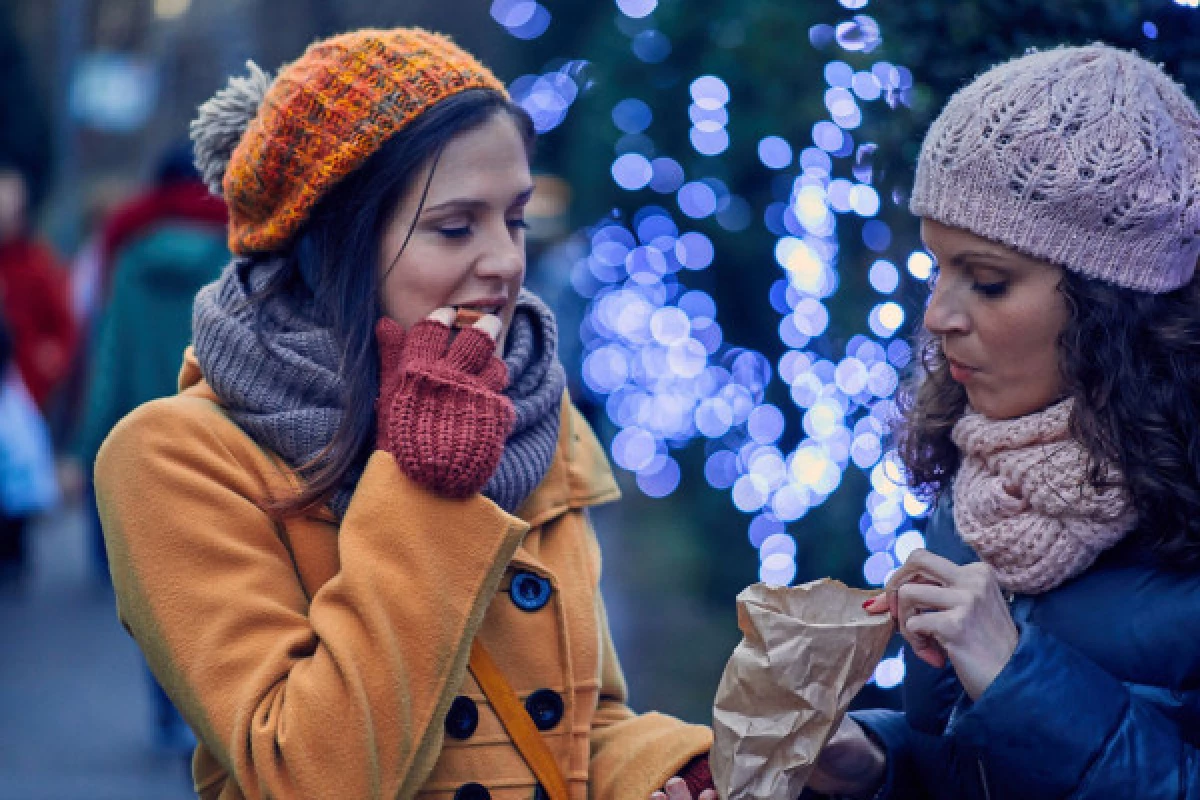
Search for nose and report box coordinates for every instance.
[922,276,969,337]
[474,220,525,282]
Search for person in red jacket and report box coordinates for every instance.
[0,167,76,580]
[0,168,77,410]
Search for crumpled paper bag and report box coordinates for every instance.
[711,579,895,799]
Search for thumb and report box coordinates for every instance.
[375,317,408,372]
[376,316,407,350]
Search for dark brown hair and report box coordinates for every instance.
[245,89,535,517]
[895,267,1200,568]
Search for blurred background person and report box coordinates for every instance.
[71,141,227,578]
[0,168,77,580]
[69,141,226,758]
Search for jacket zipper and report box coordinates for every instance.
[974,591,1010,800]
[977,758,992,800]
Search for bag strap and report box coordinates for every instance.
[468,637,569,800]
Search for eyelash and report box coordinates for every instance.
[972,281,1008,298]
[439,219,530,240]
[927,265,1008,298]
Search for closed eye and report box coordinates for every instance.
[439,226,472,240]
[972,281,1008,298]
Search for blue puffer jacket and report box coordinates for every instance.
[852,495,1200,800]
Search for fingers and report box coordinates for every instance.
[863,594,889,614]
[375,316,406,355]
[895,582,961,626]
[472,313,503,339]
[428,307,456,326]
[400,308,456,361]
[445,321,502,373]
[895,582,959,669]
[663,777,693,800]
[478,354,510,393]
[903,609,955,668]
[381,307,504,375]
[885,548,960,592]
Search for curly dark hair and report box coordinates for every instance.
[895,268,1200,569]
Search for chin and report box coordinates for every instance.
[967,393,1055,421]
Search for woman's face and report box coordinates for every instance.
[378,113,533,354]
[921,219,1069,420]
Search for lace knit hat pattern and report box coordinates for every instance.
[191,28,507,256]
[910,44,1200,293]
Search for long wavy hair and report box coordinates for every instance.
[243,89,535,516]
[895,267,1200,568]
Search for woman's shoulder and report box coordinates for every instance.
[95,392,292,497]
[1035,554,1200,690]
[560,396,620,507]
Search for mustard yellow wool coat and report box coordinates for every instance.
[94,351,712,799]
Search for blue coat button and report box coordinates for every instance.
[510,571,552,612]
[525,688,564,731]
[444,696,478,740]
[454,783,490,800]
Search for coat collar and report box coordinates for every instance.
[177,347,620,527]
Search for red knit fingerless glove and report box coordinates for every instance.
[677,754,715,795]
[375,316,515,497]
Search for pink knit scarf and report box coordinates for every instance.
[951,398,1137,595]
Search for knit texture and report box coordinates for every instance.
[951,399,1137,595]
[911,44,1200,293]
[375,317,514,498]
[199,29,506,255]
[191,259,564,515]
[677,754,714,795]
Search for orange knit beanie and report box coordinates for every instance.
[191,28,507,255]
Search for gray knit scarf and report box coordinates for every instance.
[192,259,565,517]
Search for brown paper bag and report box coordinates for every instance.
[711,578,895,799]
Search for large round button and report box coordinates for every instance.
[454,783,490,800]
[444,696,479,740]
[510,571,552,612]
[524,688,564,731]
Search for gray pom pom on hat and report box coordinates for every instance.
[190,60,273,197]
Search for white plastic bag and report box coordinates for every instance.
[0,370,60,516]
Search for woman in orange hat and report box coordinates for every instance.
[94,28,715,800]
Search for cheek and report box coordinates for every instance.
[976,295,1067,414]
[380,244,471,327]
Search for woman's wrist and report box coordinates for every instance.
[844,724,887,800]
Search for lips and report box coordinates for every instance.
[945,356,979,383]
[454,298,507,316]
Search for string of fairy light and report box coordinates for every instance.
[492,0,1198,691]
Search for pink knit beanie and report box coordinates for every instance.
[910,44,1200,293]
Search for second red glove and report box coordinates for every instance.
[375,312,515,498]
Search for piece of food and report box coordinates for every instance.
[454,307,485,328]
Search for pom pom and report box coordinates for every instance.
[190,60,273,197]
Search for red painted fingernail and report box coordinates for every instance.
[862,598,874,609]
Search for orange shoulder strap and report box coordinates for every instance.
[468,638,569,800]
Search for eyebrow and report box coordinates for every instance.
[422,185,536,214]
[949,250,1012,268]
